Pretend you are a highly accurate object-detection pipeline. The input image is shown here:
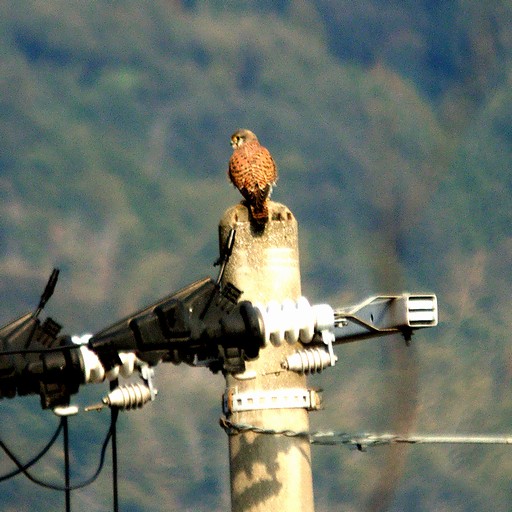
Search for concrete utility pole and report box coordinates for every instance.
[0,199,440,512]
[219,201,315,512]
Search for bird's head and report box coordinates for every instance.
[230,129,258,149]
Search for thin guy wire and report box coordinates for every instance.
[219,417,512,448]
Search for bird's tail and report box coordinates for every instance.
[250,203,269,224]
[249,184,271,225]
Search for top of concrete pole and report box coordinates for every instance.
[218,201,301,305]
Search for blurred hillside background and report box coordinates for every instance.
[1,1,512,511]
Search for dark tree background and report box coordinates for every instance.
[1,2,512,510]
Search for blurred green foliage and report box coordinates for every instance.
[1,1,512,511]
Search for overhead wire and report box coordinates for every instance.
[219,417,512,449]
[0,419,63,482]
[110,379,120,512]
[0,345,81,356]
[0,410,118,491]
[63,416,71,512]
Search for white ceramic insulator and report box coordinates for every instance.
[80,346,105,383]
[105,382,155,410]
[297,296,315,343]
[79,347,138,383]
[119,352,137,377]
[53,405,79,417]
[71,334,93,345]
[105,366,120,380]
[284,348,336,374]
[312,304,335,332]
[266,300,284,346]
[282,299,299,344]
[105,352,137,380]
[255,297,335,346]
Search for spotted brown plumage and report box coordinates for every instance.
[228,129,278,225]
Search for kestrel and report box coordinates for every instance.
[228,129,278,225]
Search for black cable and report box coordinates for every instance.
[35,268,60,318]
[0,412,118,491]
[215,228,236,285]
[110,380,119,512]
[0,345,81,356]
[111,411,119,512]
[0,419,64,482]
[63,416,71,512]
[0,268,60,349]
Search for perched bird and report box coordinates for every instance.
[228,129,278,225]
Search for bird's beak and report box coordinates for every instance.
[230,140,236,148]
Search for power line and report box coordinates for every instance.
[63,416,71,512]
[220,417,512,450]
[0,412,118,491]
[110,379,120,512]
[0,419,63,482]
[310,433,512,448]
[0,345,81,356]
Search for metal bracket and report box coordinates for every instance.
[223,387,322,414]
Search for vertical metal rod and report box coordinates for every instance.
[219,202,315,512]
[63,415,71,512]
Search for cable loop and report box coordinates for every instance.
[219,417,310,439]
